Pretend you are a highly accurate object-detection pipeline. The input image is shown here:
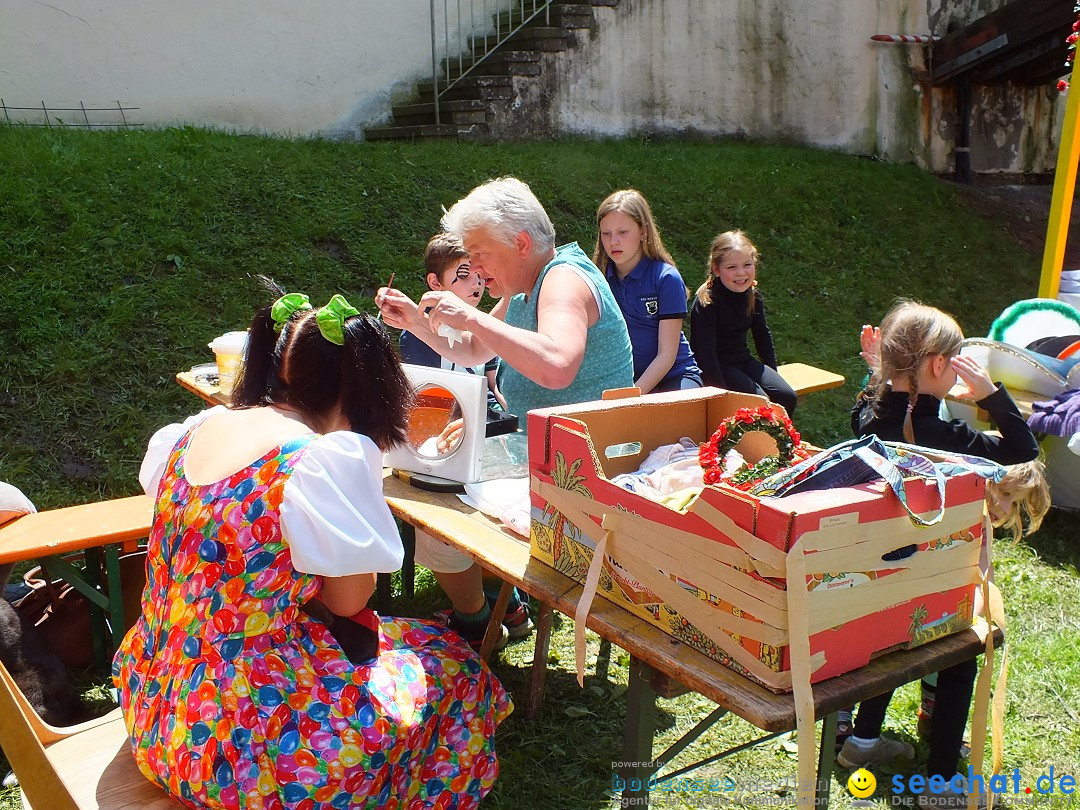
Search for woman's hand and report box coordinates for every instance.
[419,291,473,333]
[950,354,997,401]
[376,287,422,331]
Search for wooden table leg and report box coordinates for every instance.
[595,637,612,682]
[103,545,125,647]
[621,655,658,805]
[525,602,554,721]
[376,572,393,614]
[817,711,837,808]
[479,580,512,661]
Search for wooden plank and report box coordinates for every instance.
[776,363,845,397]
[0,495,153,565]
[931,0,1073,85]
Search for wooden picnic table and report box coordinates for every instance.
[380,470,1001,807]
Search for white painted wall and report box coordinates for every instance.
[539,0,1062,175]
[0,0,475,136]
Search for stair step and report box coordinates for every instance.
[416,74,515,102]
[417,85,515,104]
[471,27,570,53]
[443,60,543,80]
[364,124,467,141]
[442,50,543,73]
[391,100,490,126]
[495,6,596,30]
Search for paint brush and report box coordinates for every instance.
[376,272,395,321]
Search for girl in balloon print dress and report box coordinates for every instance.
[113,291,512,810]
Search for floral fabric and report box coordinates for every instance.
[114,428,512,809]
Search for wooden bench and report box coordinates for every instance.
[776,362,845,398]
[0,657,181,809]
[0,495,154,667]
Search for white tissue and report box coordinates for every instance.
[437,323,463,348]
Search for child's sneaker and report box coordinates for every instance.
[435,608,509,653]
[837,736,915,768]
[503,603,535,639]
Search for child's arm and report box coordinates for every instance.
[942,383,1039,464]
[689,300,726,388]
[749,294,779,369]
[485,365,508,411]
[942,358,1039,464]
[635,318,683,394]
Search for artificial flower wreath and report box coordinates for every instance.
[699,405,810,491]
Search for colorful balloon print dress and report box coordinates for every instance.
[114,423,512,810]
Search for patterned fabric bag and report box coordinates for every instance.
[750,435,1006,527]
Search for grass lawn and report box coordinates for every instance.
[1,128,1077,809]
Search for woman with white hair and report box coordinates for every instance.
[377,177,633,649]
[378,176,633,424]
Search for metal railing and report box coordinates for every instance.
[0,100,141,129]
[429,0,553,124]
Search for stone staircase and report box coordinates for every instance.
[365,0,617,141]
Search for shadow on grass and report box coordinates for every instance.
[1025,508,1080,573]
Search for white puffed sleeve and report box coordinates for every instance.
[139,407,227,496]
[280,432,403,577]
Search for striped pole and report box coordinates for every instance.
[870,34,939,44]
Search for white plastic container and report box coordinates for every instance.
[208,331,248,397]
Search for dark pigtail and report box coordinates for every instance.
[232,305,281,408]
[339,316,414,450]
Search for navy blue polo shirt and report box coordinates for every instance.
[605,257,701,385]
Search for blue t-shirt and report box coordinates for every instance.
[399,330,500,409]
[498,243,633,430]
[605,256,701,385]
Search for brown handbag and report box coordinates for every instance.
[13,551,148,670]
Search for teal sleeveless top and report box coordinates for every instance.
[497,243,633,430]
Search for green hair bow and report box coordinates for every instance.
[270,293,313,333]
[315,294,360,346]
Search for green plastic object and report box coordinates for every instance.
[988,298,1080,346]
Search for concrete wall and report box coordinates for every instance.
[500,0,1062,175]
[0,0,480,136]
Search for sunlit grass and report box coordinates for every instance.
[1,127,1074,809]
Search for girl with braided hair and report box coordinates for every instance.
[840,300,1037,803]
[852,299,1037,461]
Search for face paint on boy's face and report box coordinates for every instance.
[447,261,484,302]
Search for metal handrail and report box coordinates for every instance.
[430,0,552,125]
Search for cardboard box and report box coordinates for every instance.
[527,388,986,692]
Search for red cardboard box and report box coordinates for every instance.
[527,388,985,692]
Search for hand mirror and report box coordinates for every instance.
[385,364,486,484]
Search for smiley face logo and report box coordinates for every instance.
[847,768,876,798]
